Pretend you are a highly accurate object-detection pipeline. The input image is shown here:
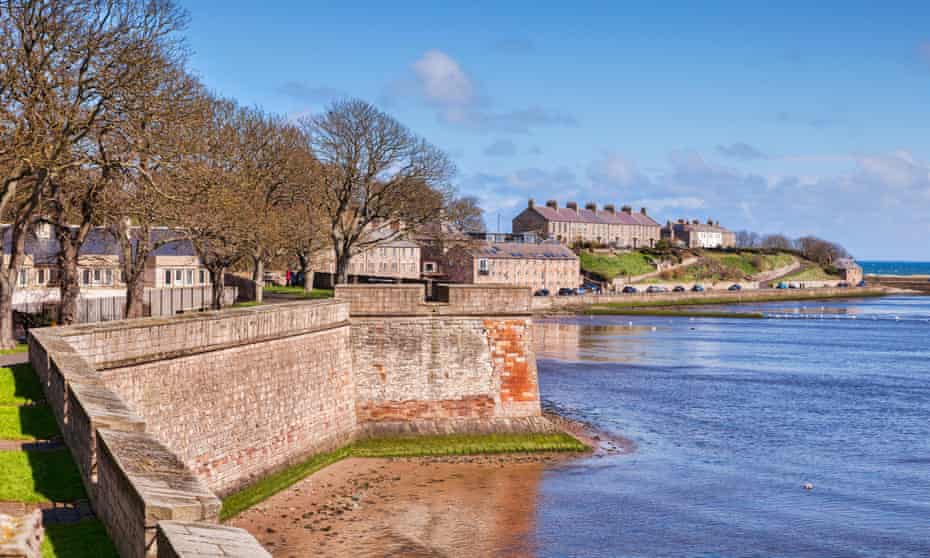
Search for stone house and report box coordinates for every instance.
[512,199,661,248]
[442,240,579,292]
[835,258,863,285]
[3,224,210,297]
[662,219,737,249]
[312,239,421,283]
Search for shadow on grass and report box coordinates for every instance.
[0,449,86,503]
[0,405,59,440]
[0,364,44,405]
[42,520,118,558]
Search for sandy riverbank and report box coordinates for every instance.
[229,418,631,557]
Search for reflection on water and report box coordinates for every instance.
[533,320,660,363]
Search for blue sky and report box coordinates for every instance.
[182,1,930,260]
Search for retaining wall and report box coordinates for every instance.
[29,284,547,557]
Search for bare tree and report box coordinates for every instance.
[735,230,761,248]
[796,236,848,267]
[0,0,187,343]
[446,195,485,233]
[300,99,455,284]
[761,233,793,251]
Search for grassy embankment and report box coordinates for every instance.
[0,343,28,356]
[579,251,656,281]
[263,286,334,299]
[220,432,587,521]
[0,364,118,557]
[783,265,840,281]
[640,251,796,284]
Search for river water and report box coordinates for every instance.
[532,295,930,557]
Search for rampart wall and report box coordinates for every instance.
[28,284,545,557]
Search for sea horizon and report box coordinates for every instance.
[859,260,930,276]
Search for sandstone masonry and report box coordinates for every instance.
[28,284,546,557]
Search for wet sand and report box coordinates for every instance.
[230,421,632,557]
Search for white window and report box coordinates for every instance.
[18,269,27,287]
[82,270,91,285]
[93,269,101,283]
[478,259,489,275]
[175,269,182,283]
[185,270,193,285]
[199,269,206,284]
[104,269,112,285]
[164,270,172,285]
[37,269,45,285]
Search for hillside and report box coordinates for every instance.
[580,251,656,281]
[639,250,799,284]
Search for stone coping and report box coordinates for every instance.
[156,521,271,558]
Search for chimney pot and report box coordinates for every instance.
[641,207,647,215]
[528,198,535,209]
[585,202,597,212]
[566,201,579,212]
[603,204,615,214]
[621,205,632,214]
[546,200,558,209]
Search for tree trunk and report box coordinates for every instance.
[303,270,314,292]
[0,274,16,349]
[297,251,312,292]
[209,267,226,310]
[252,256,264,304]
[57,242,81,325]
[334,245,350,285]
[124,272,146,319]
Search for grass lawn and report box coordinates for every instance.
[43,520,118,558]
[0,343,28,355]
[263,286,334,299]
[0,364,44,405]
[0,405,59,440]
[784,265,840,281]
[220,432,587,520]
[705,252,795,275]
[0,449,86,503]
[580,251,655,280]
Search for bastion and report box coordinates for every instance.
[27,283,543,557]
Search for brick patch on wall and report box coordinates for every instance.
[485,319,541,417]
[356,396,496,422]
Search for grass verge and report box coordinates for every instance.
[42,520,118,558]
[0,405,59,440]
[0,364,44,405]
[0,449,86,503]
[585,308,764,319]
[263,286,334,299]
[220,432,586,521]
[0,343,28,356]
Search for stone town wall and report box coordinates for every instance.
[29,285,546,557]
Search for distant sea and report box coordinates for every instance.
[859,260,930,275]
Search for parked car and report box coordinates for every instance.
[728,284,742,291]
[534,288,550,297]
[776,282,789,289]
[557,288,575,296]
[575,287,588,295]
[646,285,663,293]
[673,285,686,292]
[837,282,849,288]
[857,280,868,287]
[622,285,638,294]
[692,284,705,292]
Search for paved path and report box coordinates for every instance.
[0,351,28,367]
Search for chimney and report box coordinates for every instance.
[678,218,686,224]
[640,207,648,215]
[528,198,535,209]
[546,200,558,209]
[585,202,597,212]
[566,201,578,212]
[707,218,714,225]
[603,204,615,214]
[692,219,700,225]
[621,205,632,214]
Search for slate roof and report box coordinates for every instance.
[470,241,577,260]
[668,222,732,233]
[528,205,660,227]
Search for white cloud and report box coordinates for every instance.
[629,196,705,213]
[853,151,930,189]
[587,153,649,188]
[412,50,474,108]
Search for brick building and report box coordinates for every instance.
[662,219,737,249]
[835,258,863,285]
[442,240,579,292]
[512,199,661,248]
